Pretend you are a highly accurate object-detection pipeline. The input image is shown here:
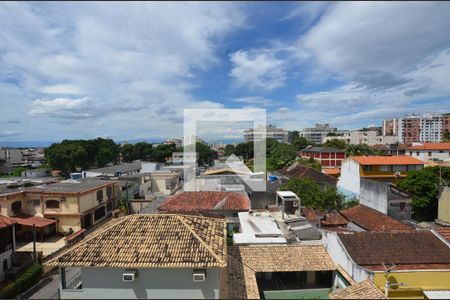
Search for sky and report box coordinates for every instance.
[1,1,450,145]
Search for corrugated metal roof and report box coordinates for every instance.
[423,290,450,299]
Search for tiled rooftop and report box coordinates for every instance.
[329,279,386,299]
[340,204,413,231]
[47,214,227,268]
[158,191,250,213]
[351,155,425,165]
[227,245,336,299]
[278,162,337,185]
[0,215,15,229]
[338,231,450,270]
[435,227,450,243]
[407,142,450,150]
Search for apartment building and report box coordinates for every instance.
[323,131,399,146]
[299,147,346,168]
[385,113,448,144]
[0,180,120,239]
[244,124,288,144]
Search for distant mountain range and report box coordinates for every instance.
[0,137,244,148]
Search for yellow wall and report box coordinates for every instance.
[55,215,81,233]
[360,165,409,178]
[438,187,450,223]
[373,270,450,299]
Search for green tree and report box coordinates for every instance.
[324,139,347,149]
[443,131,450,142]
[121,144,135,162]
[196,142,217,166]
[396,166,450,221]
[267,143,297,171]
[151,144,177,162]
[296,157,322,171]
[292,136,309,151]
[281,177,346,210]
[133,142,153,161]
[235,142,254,160]
[224,144,235,156]
[346,144,376,156]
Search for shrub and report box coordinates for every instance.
[0,264,43,299]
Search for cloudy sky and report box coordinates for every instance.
[1,2,450,144]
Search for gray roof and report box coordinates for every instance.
[25,179,115,194]
[88,161,142,175]
[301,147,345,153]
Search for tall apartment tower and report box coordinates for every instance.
[244,124,288,143]
[395,114,443,144]
[383,119,398,136]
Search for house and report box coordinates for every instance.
[337,156,425,197]
[437,187,450,225]
[85,161,143,178]
[158,191,250,225]
[277,161,338,186]
[171,151,198,165]
[0,180,120,239]
[302,208,349,229]
[146,171,181,195]
[233,211,287,245]
[47,214,227,299]
[322,231,450,298]
[299,147,346,169]
[406,142,450,163]
[339,204,413,232]
[0,216,15,283]
[227,245,347,299]
[369,144,409,156]
[359,178,413,221]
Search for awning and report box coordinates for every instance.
[423,290,450,299]
[11,214,57,228]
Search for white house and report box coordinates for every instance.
[406,142,450,162]
[0,216,16,283]
[47,214,227,299]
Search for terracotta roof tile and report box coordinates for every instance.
[158,191,250,213]
[46,214,227,268]
[339,205,413,231]
[278,162,337,186]
[435,227,450,243]
[323,168,340,175]
[407,143,450,150]
[0,215,15,229]
[227,245,336,299]
[11,214,57,228]
[329,280,386,299]
[302,208,325,223]
[338,231,450,268]
[351,155,425,165]
[322,213,349,226]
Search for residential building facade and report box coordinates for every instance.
[338,156,425,197]
[323,131,399,146]
[47,214,227,299]
[0,216,15,283]
[299,147,346,169]
[299,123,339,144]
[244,124,288,144]
[406,142,450,162]
[0,180,120,237]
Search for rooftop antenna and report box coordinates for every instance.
[383,263,407,298]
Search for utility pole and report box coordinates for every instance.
[32,224,37,264]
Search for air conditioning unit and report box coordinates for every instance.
[193,269,206,282]
[123,270,138,282]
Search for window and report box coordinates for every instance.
[363,165,372,172]
[416,152,420,156]
[428,152,432,157]
[439,150,444,153]
[96,190,103,202]
[106,186,113,198]
[393,165,407,172]
[3,259,7,272]
[106,201,112,212]
[409,151,412,155]
[94,206,106,222]
[46,200,60,209]
[380,165,393,172]
[11,201,22,215]
[33,199,40,207]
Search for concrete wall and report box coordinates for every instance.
[321,230,372,283]
[0,249,12,282]
[360,179,388,214]
[438,187,450,223]
[60,267,220,299]
[406,149,450,162]
[337,159,361,197]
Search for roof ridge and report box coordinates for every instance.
[176,215,225,265]
[46,215,132,265]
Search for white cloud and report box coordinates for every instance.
[233,96,274,107]
[0,130,20,138]
[229,50,286,91]
[0,2,245,141]
[41,84,83,95]
[29,97,93,118]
